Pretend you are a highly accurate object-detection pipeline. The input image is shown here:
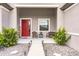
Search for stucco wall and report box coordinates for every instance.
[2,8,10,28]
[57,8,64,29]
[64,4,79,33]
[64,4,79,51]
[0,6,10,32]
[0,4,17,32]
[0,6,2,32]
[17,8,57,37]
[9,5,17,30]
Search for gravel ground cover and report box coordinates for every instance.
[0,44,30,56]
[43,43,79,56]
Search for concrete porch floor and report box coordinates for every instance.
[18,38,56,44]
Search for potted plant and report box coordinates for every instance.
[53,27,71,45]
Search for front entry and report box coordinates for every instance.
[20,18,31,38]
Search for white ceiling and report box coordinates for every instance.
[10,3,65,8]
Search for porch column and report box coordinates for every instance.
[9,7,17,30]
[0,6,2,32]
[57,8,64,30]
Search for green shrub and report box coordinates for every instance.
[0,28,18,47]
[0,33,4,47]
[53,27,71,45]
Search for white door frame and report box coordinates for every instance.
[20,18,32,38]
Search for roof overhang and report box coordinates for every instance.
[60,3,74,11]
[0,3,13,10]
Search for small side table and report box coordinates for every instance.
[39,32,43,38]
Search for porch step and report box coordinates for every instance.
[27,39,45,56]
[18,39,31,44]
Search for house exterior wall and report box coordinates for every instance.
[57,3,65,30]
[57,8,64,30]
[17,8,57,37]
[0,4,17,33]
[0,6,10,32]
[0,6,2,32]
[64,4,79,51]
[9,5,17,30]
[19,16,56,32]
[2,7,10,28]
[31,16,56,37]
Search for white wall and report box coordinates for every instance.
[0,4,17,33]
[64,4,79,51]
[57,7,64,30]
[8,4,17,29]
[9,5,17,30]
[0,6,2,32]
[64,4,79,33]
[67,35,79,51]
[0,6,10,32]
[2,7,10,28]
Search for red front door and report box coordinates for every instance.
[21,19,30,37]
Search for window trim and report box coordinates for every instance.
[38,18,50,32]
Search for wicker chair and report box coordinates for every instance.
[46,32,55,38]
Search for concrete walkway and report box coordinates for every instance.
[18,38,55,56]
[27,39,45,56]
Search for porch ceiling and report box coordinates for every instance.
[14,3,65,8]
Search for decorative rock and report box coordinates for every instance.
[43,43,79,56]
[10,50,18,55]
[0,44,30,56]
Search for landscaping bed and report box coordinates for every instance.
[0,43,30,56]
[43,43,79,56]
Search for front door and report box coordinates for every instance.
[20,19,31,38]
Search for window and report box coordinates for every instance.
[38,18,50,31]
